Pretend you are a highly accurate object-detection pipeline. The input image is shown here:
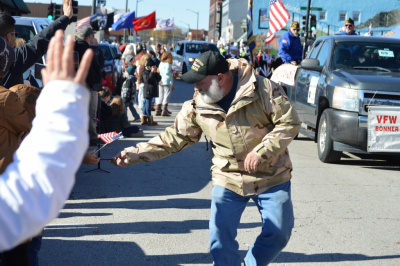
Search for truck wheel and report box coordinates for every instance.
[182,63,187,74]
[317,110,342,163]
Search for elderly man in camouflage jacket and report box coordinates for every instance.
[112,51,301,266]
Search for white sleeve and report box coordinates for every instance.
[0,80,90,251]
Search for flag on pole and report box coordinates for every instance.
[265,0,290,44]
[247,0,256,65]
[76,16,91,34]
[132,11,156,32]
[112,11,136,31]
[154,16,174,31]
[97,132,123,144]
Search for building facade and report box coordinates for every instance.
[220,0,247,43]
[253,0,400,36]
[208,0,223,43]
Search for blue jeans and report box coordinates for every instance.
[209,182,294,266]
[134,90,139,105]
[124,101,140,120]
[143,97,153,116]
[28,235,43,266]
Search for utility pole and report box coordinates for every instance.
[187,9,199,40]
[303,0,311,59]
[92,0,96,15]
[124,0,128,43]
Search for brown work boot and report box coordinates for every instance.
[140,115,148,125]
[148,115,158,126]
[161,104,171,116]
[155,104,162,116]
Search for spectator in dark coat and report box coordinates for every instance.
[142,58,160,126]
[103,96,143,137]
[0,1,73,88]
[74,26,102,145]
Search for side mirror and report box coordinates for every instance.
[176,50,183,55]
[301,58,323,72]
[114,54,122,60]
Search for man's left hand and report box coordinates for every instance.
[244,151,261,174]
[63,0,73,19]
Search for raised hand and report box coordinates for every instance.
[63,0,73,19]
[41,30,93,87]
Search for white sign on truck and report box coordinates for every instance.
[367,106,400,152]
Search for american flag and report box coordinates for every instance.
[265,0,290,44]
[97,132,123,144]
[76,16,91,34]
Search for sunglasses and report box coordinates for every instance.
[8,31,19,37]
[344,24,353,27]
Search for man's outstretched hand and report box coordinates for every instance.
[111,150,129,167]
[41,30,93,87]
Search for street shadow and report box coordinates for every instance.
[39,238,400,265]
[272,251,400,263]
[58,212,113,219]
[63,198,212,210]
[339,159,400,169]
[44,220,261,238]
[40,239,213,266]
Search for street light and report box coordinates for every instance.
[187,9,199,40]
[135,0,146,38]
[180,21,190,33]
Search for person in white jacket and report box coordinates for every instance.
[0,30,93,252]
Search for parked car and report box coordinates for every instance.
[173,41,219,74]
[13,16,53,88]
[280,35,400,163]
[97,42,119,91]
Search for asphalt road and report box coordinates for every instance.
[40,80,400,266]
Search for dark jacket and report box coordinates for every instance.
[337,30,358,35]
[105,112,130,133]
[75,38,102,89]
[99,100,113,134]
[1,16,70,88]
[278,30,302,63]
[142,69,161,98]
[91,46,105,69]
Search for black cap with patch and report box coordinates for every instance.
[181,51,229,84]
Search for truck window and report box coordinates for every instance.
[308,42,322,59]
[316,41,331,66]
[14,25,35,43]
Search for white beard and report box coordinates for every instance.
[200,78,224,104]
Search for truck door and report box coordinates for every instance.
[295,41,322,123]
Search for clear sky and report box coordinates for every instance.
[25,0,210,31]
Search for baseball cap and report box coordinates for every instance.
[291,21,300,29]
[181,51,229,84]
[80,27,94,38]
[345,18,354,25]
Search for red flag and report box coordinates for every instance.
[132,11,156,32]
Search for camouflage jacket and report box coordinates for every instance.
[124,58,301,196]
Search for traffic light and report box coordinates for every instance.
[54,4,61,20]
[47,4,54,20]
[70,1,79,23]
[310,15,317,32]
[301,15,307,33]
